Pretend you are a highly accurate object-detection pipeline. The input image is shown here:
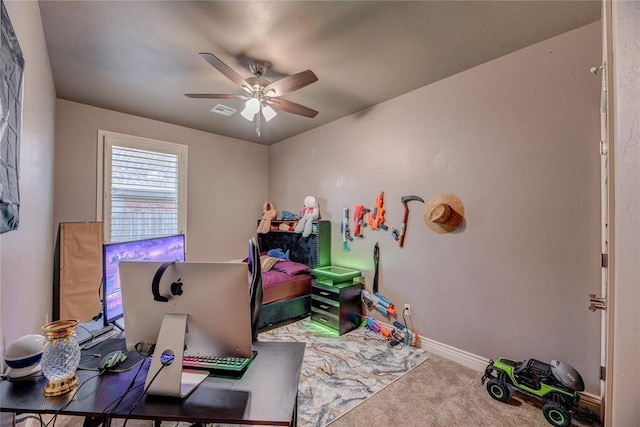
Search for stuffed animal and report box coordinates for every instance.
[267,248,290,260]
[257,202,277,234]
[281,210,298,221]
[278,222,291,231]
[294,196,319,237]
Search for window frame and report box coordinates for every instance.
[96,130,188,243]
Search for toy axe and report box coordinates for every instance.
[399,195,425,247]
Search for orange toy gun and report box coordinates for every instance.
[368,191,388,231]
[353,204,370,238]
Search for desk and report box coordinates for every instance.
[0,341,305,426]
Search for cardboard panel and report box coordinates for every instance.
[55,222,103,322]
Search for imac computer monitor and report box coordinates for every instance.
[118,261,253,358]
[102,234,185,326]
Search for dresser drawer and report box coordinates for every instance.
[311,308,339,330]
[311,297,339,317]
[311,284,340,303]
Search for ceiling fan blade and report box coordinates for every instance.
[185,93,246,99]
[268,98,318,118]
[263,70,318,97]
[199,52,250,90]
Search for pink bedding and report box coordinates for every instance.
[262,270,312,305]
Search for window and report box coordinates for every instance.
[97,131,187,243]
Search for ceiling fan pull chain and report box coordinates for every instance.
[256,106,261,137]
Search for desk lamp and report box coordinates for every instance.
[3,334,45,379]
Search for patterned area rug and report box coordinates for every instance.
[259,317,429,427]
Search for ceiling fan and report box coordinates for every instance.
[185,53,319,136]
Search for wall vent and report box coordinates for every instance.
[211,104,237,117]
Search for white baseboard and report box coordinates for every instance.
[419,335,489,372]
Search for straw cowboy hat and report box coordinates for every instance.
[424,193,465,234]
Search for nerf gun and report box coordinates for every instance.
[353,204,370,238]
[391,321,418,347]
[363,317,393,338]
[363,317,418,346]
[361,289,396,317]
[368,191,388,231]
[341,207,353,250]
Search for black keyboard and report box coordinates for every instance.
[79,325,118,349]
[182,353,255,378]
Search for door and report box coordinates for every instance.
[595,1,615,424]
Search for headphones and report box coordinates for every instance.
[151,261,184,302]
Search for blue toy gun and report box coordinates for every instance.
[392,321,418,347]
[361,289,396,317]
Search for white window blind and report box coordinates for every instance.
[98,131,187,243]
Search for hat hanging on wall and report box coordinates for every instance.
[424,193,465,234]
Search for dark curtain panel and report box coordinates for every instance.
[0,0,24,234]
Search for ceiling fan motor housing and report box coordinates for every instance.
[249,60,271,77]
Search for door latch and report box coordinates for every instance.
[589,294,606,311]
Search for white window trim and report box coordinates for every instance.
[96,130,188,243]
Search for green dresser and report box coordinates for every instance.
[311,279,363,335]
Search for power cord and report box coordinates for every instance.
[45,372,102,427]
[76,324,97,346]
[101,344,155,417]
[15,414,44,426]
[0,371,44,382]
[121,356,172,427]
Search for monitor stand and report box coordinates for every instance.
[145,313,208,399]
[112,317,125,331]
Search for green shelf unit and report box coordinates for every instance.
[310,274,363,335]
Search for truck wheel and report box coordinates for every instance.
[542,401,571,427]
[486,379,510,403]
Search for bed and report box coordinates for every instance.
[256,220,331,328]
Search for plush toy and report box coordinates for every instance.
[294,196,319,237]
[267,248,290,260]
[281,210,298,221]
[257,202,277,234]
[278,222,291,231]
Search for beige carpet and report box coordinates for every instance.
[329,353,596,427]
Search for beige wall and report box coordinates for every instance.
[0,1,56,353]
[611,2,640,425]
[270,23,603,393]
[54,100,269,261]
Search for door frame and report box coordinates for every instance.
[601,1,615,425]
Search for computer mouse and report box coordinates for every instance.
[99,350,127,371]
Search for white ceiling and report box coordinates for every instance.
[38,1,600,145]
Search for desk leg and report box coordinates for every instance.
[291,392,298,427]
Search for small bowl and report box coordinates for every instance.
[4,334,45,369]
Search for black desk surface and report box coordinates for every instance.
[0,341,305,426]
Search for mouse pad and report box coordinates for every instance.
[79,338,146,372]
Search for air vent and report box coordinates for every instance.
[211,104,237,117]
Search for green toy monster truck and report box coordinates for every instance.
[481,357,599,427]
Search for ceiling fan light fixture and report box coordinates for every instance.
[262,105,277,122]
[241,97,260,121]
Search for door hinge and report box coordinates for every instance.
[601,253,608,268]
[589,294,607,312]
[600,366,606,381]
[600,140,608,155]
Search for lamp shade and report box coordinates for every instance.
[241,98,260,121]
[262,105,277,122]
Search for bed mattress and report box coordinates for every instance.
[262,271,312,305]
